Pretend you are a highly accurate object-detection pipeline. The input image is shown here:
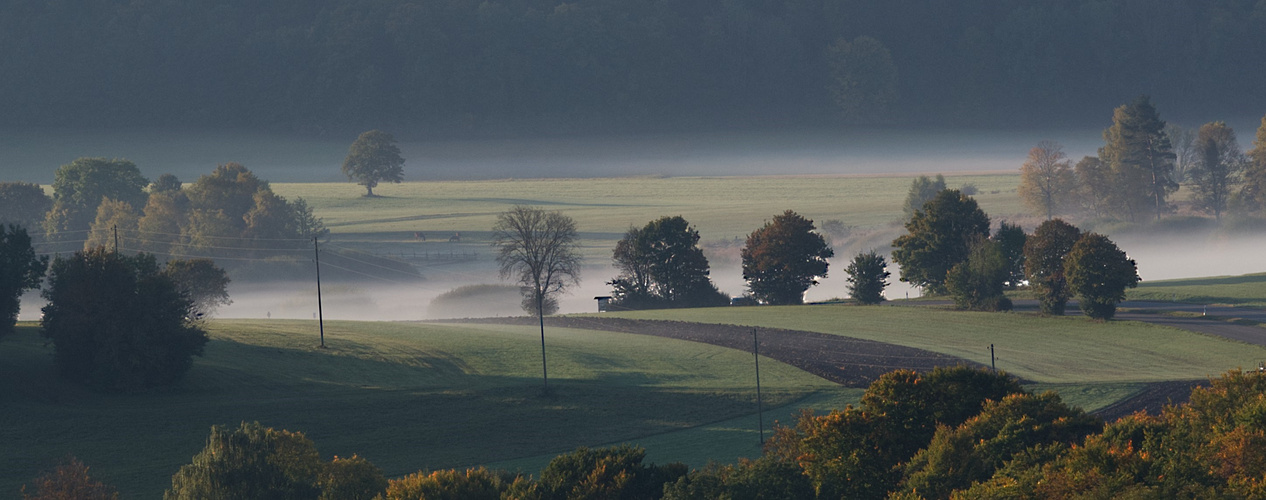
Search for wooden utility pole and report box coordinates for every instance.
[754,328,765,445]
[990,343,996,372]
[314,237,325,348]
[112,224,119,253]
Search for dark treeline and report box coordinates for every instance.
[2,0,1263,135]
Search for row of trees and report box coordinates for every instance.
[1021,104,1266,222]
[606,211,849,310]
[32,367,1266,499]
[892,188,1139,319]
[0,159,329,259]
[3,0,1264,132]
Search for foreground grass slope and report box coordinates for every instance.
[606,305,1266,384]
[0,320,842,498]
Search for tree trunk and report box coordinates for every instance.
[538,290,548,392]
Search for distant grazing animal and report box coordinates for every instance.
[414,232,426,241]
[449,232,461,242]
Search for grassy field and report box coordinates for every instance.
[271,173,1024,261]
[1129,272,1266,308]
[604,305,1266,384]
[0,319,846,498]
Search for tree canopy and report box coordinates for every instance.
[1018,141,1075,220]
[1189,121,1245,221]
[844,250,889,305]
[2,1,1264,132]
[1098,95,1177,221]
[43,158,148,241]
[1243,114,1266,212]
[165,422,387,500]
[342,130,405,197]
[740,210,834,305]
[1064,233,1139,320]
[1023,219,1083,315]
[0,182,52,231]
[40,248,208,390]
[608,216,727,310]
[0,225,47,336]
[891,189,990,294]
[492,205,581,391]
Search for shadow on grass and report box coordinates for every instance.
[0,326,788,499]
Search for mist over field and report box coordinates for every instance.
[0,126,1114,184]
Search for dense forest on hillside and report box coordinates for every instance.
[2,0,1263,134]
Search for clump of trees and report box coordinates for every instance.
[165,422,386,500]
[1023,105,1266,225]
[741,210,833,305]
[43,158,149,245]
[342,130,405,197]
[0,225,47,336]
[608,216,728,310]
[40,248,209,390]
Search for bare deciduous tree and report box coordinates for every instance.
[491,205,581,392]
[1018,141,1075,220]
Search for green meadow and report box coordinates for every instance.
[271,173,1023,260]
[1129,272,1266,308]
[605,305,1266,385]
[0,319,848,498]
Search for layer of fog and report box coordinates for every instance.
[1,127,1115,184]
[14,232,1264,323]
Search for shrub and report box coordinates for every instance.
[165,422,324,500]
[22,456,118,500]
[41,248,208,390]
[539,445,687,500]
[384,468,507,500]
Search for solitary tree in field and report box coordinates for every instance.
[1189,121,1245,221]
[891,189,990,294]
[845,250,889,305]
[0,225,47,336]
[741,210,834,305]
[342,130,405,197]
[492,206,581,392]
[1018,141,1075,220]
[1023,219,1082,315]
[1064,233,1139,320]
